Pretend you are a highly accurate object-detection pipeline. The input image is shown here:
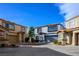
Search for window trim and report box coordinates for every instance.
[48,25,58,32]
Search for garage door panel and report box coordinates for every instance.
[7,35,19,44]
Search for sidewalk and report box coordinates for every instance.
[32,43,79,56]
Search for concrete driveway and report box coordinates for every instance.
[32,43,79,56]
[0,47,69,56]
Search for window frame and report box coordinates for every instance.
[48,25,58,32]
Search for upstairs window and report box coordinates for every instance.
[2,22,5,27]
[21,27,25,32]
[48,25,58,32]
[5,23,9,28]
[2,22,9,28]
[37,27,42,33]
[9,24,15,30]
[2,22,15,30]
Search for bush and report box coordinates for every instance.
[10,44,16,47]
[35,40,39,42]
[25,37,29,42]
[53,40,58,44]
[58,42,62,45]
[0,44,5,47]
[31,38,35,42]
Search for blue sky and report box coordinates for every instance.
[0,3,64,27]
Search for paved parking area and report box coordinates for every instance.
[32,43,79,56]
[0,47,69,56]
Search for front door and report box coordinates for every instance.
[75,33,79,45]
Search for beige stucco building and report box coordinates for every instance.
[0,18,27,45]
[58,16,79,46]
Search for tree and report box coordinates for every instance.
[28,27,35,43]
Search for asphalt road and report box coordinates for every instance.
[0,47,70,56]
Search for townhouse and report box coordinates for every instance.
[0,18,27,45]
[34,24,64,43]
[58,16,79,46]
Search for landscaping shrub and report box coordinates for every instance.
[31,38,35,42]
[35,40,39,42]
[10,44,16,47]
[58,42,62,45]
[25,37,29,42]
[0,44,5,47]
[53,40,58,44]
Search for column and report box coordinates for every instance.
[19,33,22,44]
[22,34,25,43]
[66,33,71,44]
[43,34,45,42]
[72,32,76,45]
[61,32,65,45]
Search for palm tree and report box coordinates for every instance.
[28,27,35,43]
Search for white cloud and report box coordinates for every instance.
[59,3,79,20]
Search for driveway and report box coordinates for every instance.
[0,47,69,56]
[32,43,79,56]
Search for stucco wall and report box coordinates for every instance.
[42,27,48,33]
[58,32,64,42]
[35,28,38,34]
[65,16,79,29]
[0,20,2,25]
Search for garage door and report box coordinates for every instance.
[7,35,19,44]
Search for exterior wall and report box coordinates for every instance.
[35,24,64,34]
[42,27,48,33]
[7,34,19,44]
[9,24,26,44]
[58,32,64,43]
[72,30,79,45]
[35,34,45,41]
[14,25,22,32]
[35,27,48,34]
[0,19,26,45]
[0,20,2,25]
[65,33,72,44]
[58,24,65,30]
[65,16,79,29]
[24,27,28,39]
[64,16,79,46]
[35,24,65,42]
[58,32,73,45]
[35,28,38,34]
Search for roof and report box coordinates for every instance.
[65,15,79,22]
[0,18,27,28]
[58,29,72,33]
[58,27,79,33]
[35,24,62,29]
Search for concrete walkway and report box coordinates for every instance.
[32,43,79,56]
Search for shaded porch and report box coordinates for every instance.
[58,29,72,45]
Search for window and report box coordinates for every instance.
[5,23,9,28]
[2,22,6,27]
[21,27,25,32]
[2,22,15,30]
[48,25,58,32]
[2,23,9,28]
[37,28,42,33]
[9,24,15,30]
[68,21,74,28]
[45,35,58,41]
[0,31,4,36]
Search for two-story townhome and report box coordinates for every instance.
[0,18,27,45]
[58,16,79,46]
[35,24,64,43]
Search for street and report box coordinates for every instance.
[0,47,69,56]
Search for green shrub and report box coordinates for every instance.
[58,42,62,45]
[53,40,58,44]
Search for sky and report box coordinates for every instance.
[58,3,79,20]
[0,3,65,27]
